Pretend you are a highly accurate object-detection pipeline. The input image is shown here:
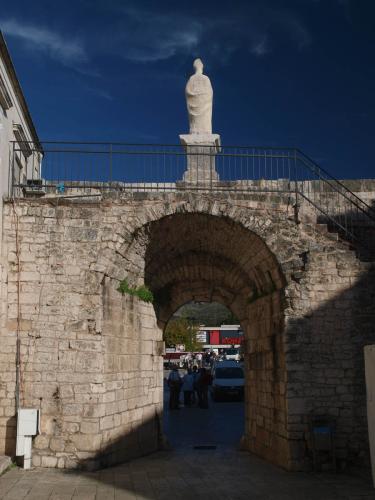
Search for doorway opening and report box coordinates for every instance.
[162,301,245,450]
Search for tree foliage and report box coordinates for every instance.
[164,317,202,351]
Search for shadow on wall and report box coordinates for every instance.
[51,258,375,497]
[4,416,16,457]
[74,412,163,472]
[57,261,375,479]
[315,199,375,261]
[284,257,375,470]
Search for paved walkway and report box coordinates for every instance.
[0,448,374,499]
[0,378,374,499]
[163,382,244,449]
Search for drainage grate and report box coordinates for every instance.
[193,445,217,450]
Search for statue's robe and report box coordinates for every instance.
[185,73,213,134]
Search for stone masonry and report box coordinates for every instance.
[0,188,374,472]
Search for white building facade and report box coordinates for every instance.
[0,32,41,199]
[0,32,41,334]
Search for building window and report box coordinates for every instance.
[13,123,32,158]
[0,74,12,110]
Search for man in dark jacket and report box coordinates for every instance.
[196,368,212,409]
[168,366,182,410]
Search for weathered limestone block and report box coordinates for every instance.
[70,433,102,452]
[50,437,65,452]
[34,435,50,450]
[41,456,58,468]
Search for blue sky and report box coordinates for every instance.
[1,0,375,178]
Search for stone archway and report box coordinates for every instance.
[26,195,299,471]
[139,212,288,467]
[4,193,371,472]
[87,196,304,471]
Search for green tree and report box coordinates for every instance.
[164,317,202,351]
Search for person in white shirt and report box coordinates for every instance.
[195,352,202,368]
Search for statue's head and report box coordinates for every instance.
[193,58,204,75]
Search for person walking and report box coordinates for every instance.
[182,369,194,406]
[196,368,212,409]
[196,352,202,368]
[191,365,199,404]
[185,352,193,370]
[210,351,217,367]
[168,366,181,410]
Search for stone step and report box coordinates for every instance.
[316,221,375,262]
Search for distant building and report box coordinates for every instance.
[197,324,244,348]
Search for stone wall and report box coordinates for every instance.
[283,247,375,469]
[245,290,288,467]
[0,190,374,471]
[0,200,163,469]
[33,283,162,470]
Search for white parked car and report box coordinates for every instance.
[210,360,244,401]
[224,347,240,361]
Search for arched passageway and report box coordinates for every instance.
[140,213,288,466]
[162,301,246,450]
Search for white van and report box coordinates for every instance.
[224,347,240,361]
[210,360,244,401]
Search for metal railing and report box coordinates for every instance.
[10,141,375,253]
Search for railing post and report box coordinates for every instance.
[294,149,300,224]
[109,143,113,184]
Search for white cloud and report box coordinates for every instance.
[117,9,202,62]
[86,86,113,101]
[251,36,270,57]
[110,5,312,64]
[1,5,313,72]
[124,29,200,63]
[1,19,87,65]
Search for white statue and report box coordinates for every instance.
[185,58,213,134]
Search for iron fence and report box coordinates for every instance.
[10,141,375,252]
[12,141,303,192]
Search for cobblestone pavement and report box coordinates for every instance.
[0,379,374,499]
[1,448,374,500]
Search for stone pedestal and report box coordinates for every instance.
[179,133,220,184]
